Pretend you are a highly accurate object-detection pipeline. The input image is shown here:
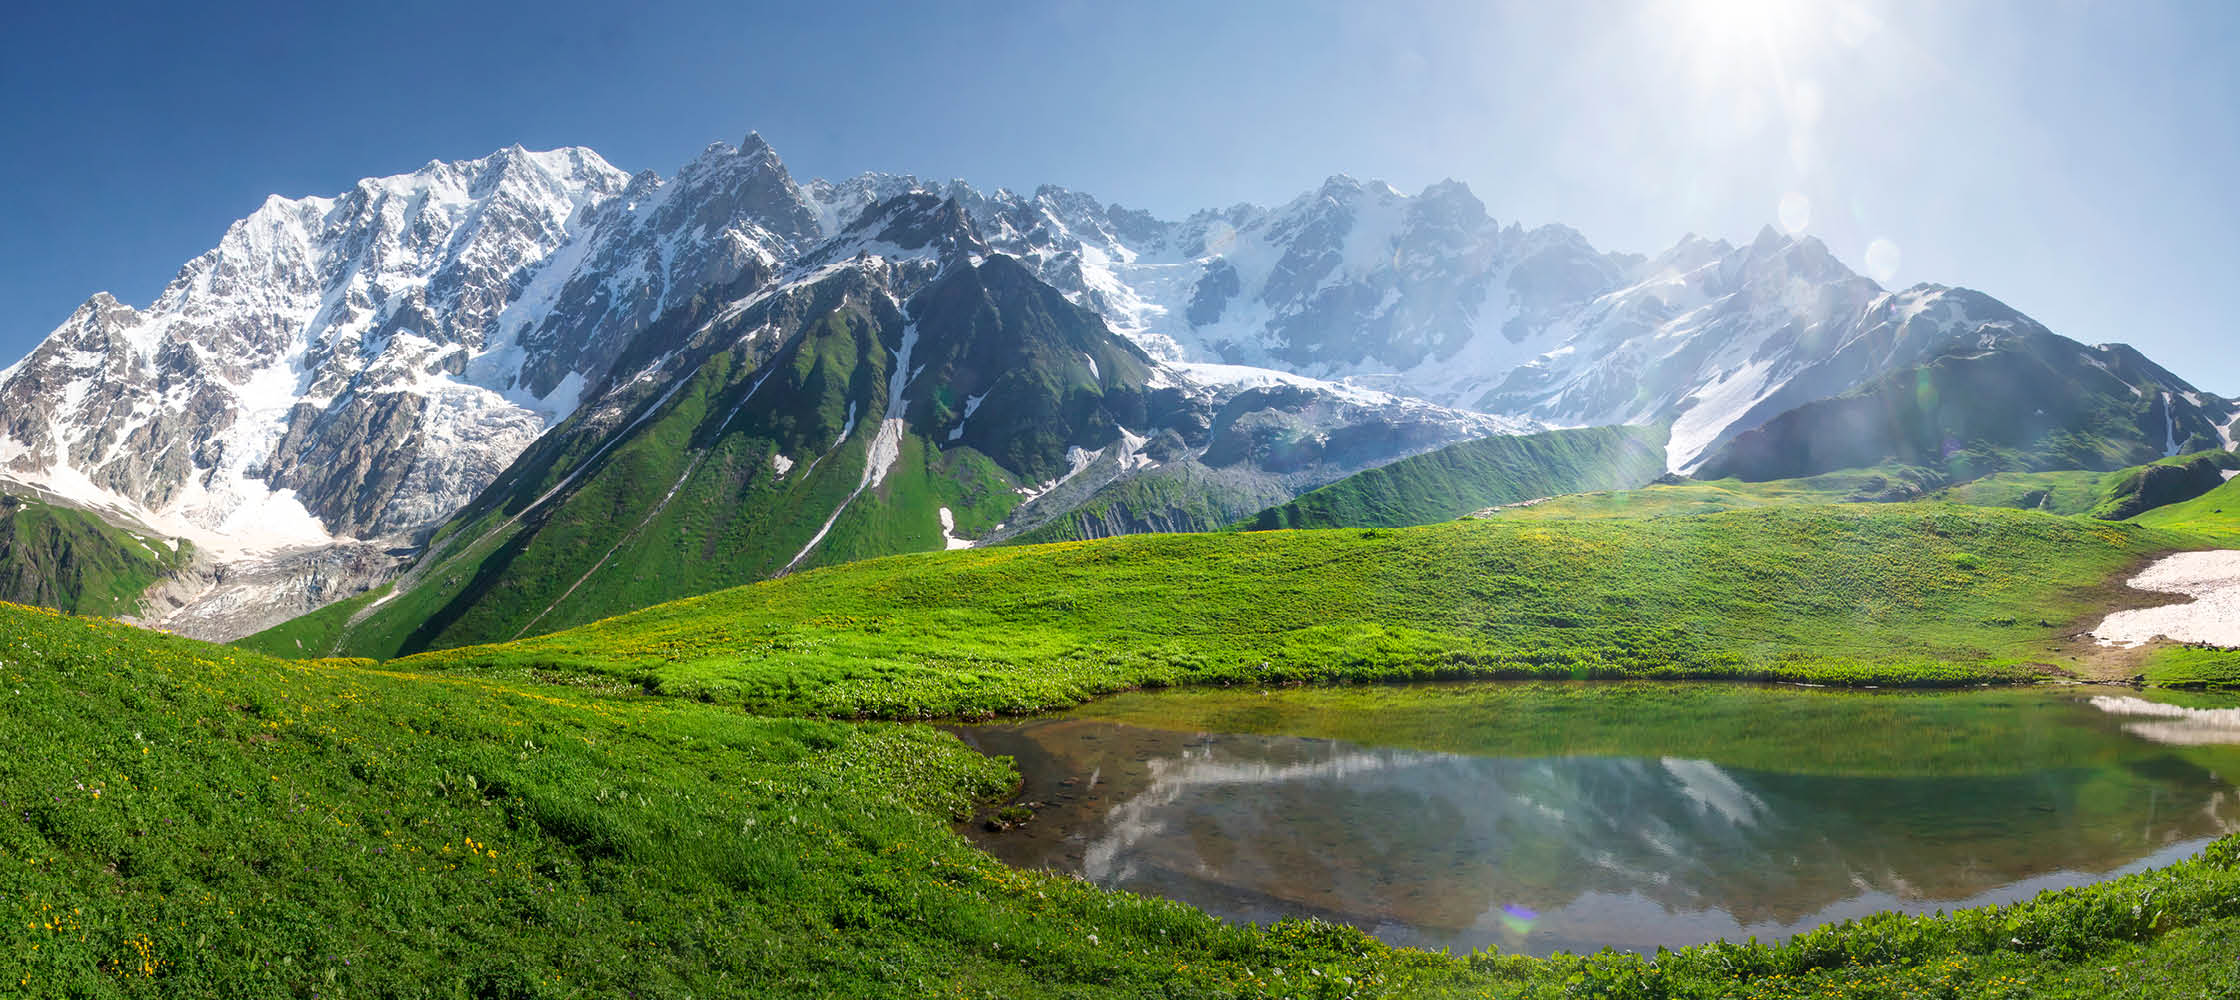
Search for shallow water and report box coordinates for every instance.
[953,682,2240,957]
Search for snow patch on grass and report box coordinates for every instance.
[2091,550,2240,649]
[938,507,974,550]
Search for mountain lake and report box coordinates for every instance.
[952,681,2240,958]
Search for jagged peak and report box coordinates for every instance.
[1415,177,1481,205]
[851,193,988,253]
[71,291,133,319]
[1516,220,1596,250]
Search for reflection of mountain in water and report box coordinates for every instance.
[960,717,2240,956]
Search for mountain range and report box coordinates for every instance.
[2,132,2232,641]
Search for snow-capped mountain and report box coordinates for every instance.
[0,130,2136,558]
[804,168,2190,473]
[6,130,2228,638]
[0,146,631,553]
[0,135,861,561]
[307,190,1519,655]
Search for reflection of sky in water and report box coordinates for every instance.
[961,694,2240,958]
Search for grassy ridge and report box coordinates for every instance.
[238,315,1029,662]
[1476,467,1946,520]
[1240,425,1667,531]
[2085,450,2240,519]
[0,495,190,616]
[10,601,2240,997]
[399,505,2188,718]
[0,602,1472,997]
[2133,473,2240,542]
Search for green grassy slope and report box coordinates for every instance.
[12,586,2240,997]
[401,505,2192,718]
[2131,471,2240,542]
[2086,450,2240,519]
[0,495,190,616]
[1240,425,1667,531]
[1003,462,1295,544]
[1466,466,1946,520]
[1698,329,2227,482]
[1930,469,2111,515]
[0,600,1468,997]
[243,254,1162,662]
[1851,450,2239,519]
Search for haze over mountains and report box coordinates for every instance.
[2,133,2230,638]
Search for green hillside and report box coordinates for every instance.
[0,494,190,616]
[1240,425,1667,531]
[1698,330,2226,482]
[1459,466,1946,520]
[0,599,1473,997]
[2087,450,2240,518]
[397,505,2198,718]
[246,252,1162,661]
[13,511,2240,996]
[2133,473,2240,542]
[1004,461,1293,543]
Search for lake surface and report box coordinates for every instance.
[952,682,2240,957]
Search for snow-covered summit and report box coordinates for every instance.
[0,136,841,553]
[8,129,2206,565]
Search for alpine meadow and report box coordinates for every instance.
[4,1,2240,997]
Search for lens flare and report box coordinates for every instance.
[1499,903,1539,936]
[1778,192,1812,234]
[1864,238,1902,284]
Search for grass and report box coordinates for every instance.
[0,601,1473,997]
[1474,467,1945,521]
[2133,473,2240,542]
[0,494,191,617]
[2142,645,2240,690]
[9,601,2240,997]
[395,504,2195,719]
[1929,469,2110,515]
[237,319,1031,662]
[1239,425,1667,531]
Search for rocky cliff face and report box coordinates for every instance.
[285,191,1524,655]
[0,146,629,547]
[14,131,2193,554]
[0,136,840,551]
[800,167,2150,472]
[9,131,2230,638]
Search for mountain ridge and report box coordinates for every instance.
[4,131,2230,637]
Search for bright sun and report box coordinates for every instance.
[1685,0,1789,45]
[1665,0,1818,87]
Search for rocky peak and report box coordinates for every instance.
[828,193,990,261]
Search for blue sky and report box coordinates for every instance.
[3,0,2234,391]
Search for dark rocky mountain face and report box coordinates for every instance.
[1696,329,2235,482]
[806,171,2222,482]
[0,137,838,557]
[314,192,1518,655]
[6,131,2229,638]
